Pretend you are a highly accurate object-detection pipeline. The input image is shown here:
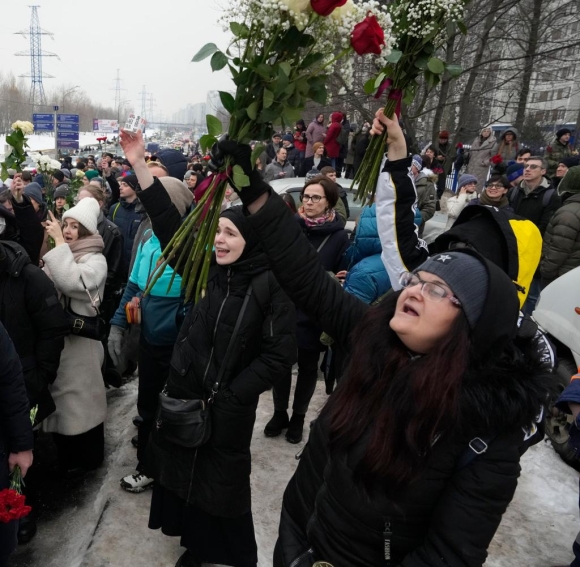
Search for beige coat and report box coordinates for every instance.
[42,244,108,436]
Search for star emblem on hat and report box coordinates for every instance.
[436,254,453,263]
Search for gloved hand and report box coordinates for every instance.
[210,138,271,206]
[108,325,125,367]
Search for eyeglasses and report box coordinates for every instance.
[300,194,326,203]
[486,183,506,189]
[523,164,541,170]
[399,272,462,306]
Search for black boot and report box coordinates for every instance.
[285,413,305,444]
[18,509,37,544]
[264,410,289,437]
[175,549,201,567]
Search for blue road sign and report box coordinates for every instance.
[34,123,54,132]
[56,123,80,132]
[56,131,79,141]
[57,141,79,149]
[53,106,59,111]
[57,114,79,123]
[33,113,54,122]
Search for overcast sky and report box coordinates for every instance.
[1,0,234,120]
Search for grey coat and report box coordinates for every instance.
[264,160,295,183]
[467,133,498,191]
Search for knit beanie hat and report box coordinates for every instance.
[23,182,44,205]
[120,174,139,191]
[53,186,69,199]
[558,166,580,196]
[505,163,524,183]
[60,168,71,179]
[559,156,580,169]
[556,128,572,140]
[159,177,193,217]
[439,130,449,139]
[458,174,478,190]
[414,251,489,330]
[412,155,423,171]
[282,134,294,143]
[53,170,65,183]
[306,169,321,180]
[62,197,100,234]
[85,170,100,182]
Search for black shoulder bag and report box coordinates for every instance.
[64,277,107,342]
[156,282,254,449]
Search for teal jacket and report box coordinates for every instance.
[111,230,188,345]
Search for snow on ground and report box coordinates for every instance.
[8,375,580,567]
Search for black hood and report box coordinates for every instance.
[154,149,188,180]
[0,241,30,277]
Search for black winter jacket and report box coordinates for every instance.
[137,179,297,518]
[0,241,69,424]
[107,199,143,280]
[294,214,349,350]
[97,211,124,290]
[509,179,561,235]
[0,321,33,489]
[244,189,552,567]
[0,198,44,266]
[300,156,332,177]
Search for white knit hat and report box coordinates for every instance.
[62,197,100,234]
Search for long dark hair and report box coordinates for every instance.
[322,292,470,492]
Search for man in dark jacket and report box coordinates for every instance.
[107,174,143,282]
[281,134,300,170]
[266,133,283,162]
[0,321,34,567]
[545,128,573,179]
[508,156,561,314]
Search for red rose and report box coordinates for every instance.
[310,0,348,17]
[351,13,385,56]
[491,154,503,165]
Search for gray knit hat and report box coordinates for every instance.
[458,174,478,190]
[414,251,489,329]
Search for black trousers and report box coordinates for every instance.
[273,348,321,415]
[136,336,174,475]
[52,422,104,471]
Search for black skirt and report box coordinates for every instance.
[149,484,258,567]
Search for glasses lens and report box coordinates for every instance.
[487,183,505,189]
[423,282,446,302]
[524,164,540,170]
[302,194,321,203]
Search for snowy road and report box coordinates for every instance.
[8,375,580,567]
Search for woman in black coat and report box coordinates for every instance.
[121,132,297,567]
[264,176,349,444]
[300,142,332,177]
[209,119,555,567]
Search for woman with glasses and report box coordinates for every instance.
[206,112,553,567]
[264,175,349,444]
[466,174,514,212]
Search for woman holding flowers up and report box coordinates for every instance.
[203,112,553,567]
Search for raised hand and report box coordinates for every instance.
[119,128,145,167]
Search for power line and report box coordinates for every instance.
[14,6,58,112]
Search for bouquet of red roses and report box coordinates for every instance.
[0,465,31,523]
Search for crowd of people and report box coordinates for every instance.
[0,106,579,567]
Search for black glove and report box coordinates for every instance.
[211,138,271,206]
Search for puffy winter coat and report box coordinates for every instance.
[97,211,123,290]
[42,242,108,436]
[0,241,68,424]
[466,133,498,190]
[305,119,326,158]
[414,171,437,234]
[264,159,296,183]
[445,191,479,230]
[137,179,297,518]
[107,199,143,280]
[323,112,343,159]
[545,138,573,179]
[242,188,552,567]
[541,193,580,284]
[0,320,33,489]
[111,230,186,346]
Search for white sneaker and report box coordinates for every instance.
[120,472,154,493]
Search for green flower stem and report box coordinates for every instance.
[10,465,24,493]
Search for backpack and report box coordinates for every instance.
[336,126,349,147]
[508,185,556,209]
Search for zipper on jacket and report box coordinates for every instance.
[289,547,314,567]
[202,268,231,385]
[383,517,392,566]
